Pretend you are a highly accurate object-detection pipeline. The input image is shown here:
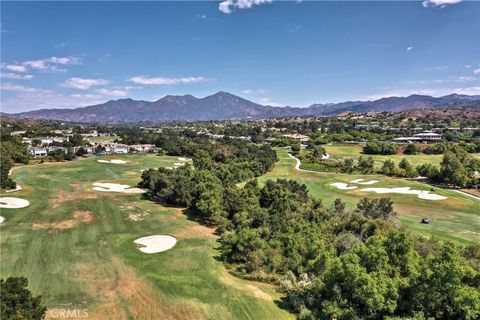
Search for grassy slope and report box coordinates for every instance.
[257,149,479,244]
[324,143,480,168]
[0,154,293,320]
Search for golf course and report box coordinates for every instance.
[322,143,480,168]
[257,149,480,244]
[0,155,293,320]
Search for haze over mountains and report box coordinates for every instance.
[7,91,480,123]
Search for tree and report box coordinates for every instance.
[0,277,47,320]
[357,156,375,174]
[440,151,473,187]
[403,144,419,155]
[399,159,417,179]
[382,159,396,176]
[1,156,16,189]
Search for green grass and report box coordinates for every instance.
[323,143,480,168]
[257,148,480,245]
[0,154,293,320]
[86,135,119,143]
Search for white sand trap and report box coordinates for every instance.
[350,179,379,185]
[92,182,145,194]
[134,235,177,254]
[6,184,23,193]
[0,197,30,208]
[0,216,4,224]
[97,159,127,164]
[322,153,330,160]
[361,187,447,201]
[417,191,448,201]
[330,182,358,190]
[177,157,186,161]
[173,162,185,166]
[165,167,173,170]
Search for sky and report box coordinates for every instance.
[1,0,479,113]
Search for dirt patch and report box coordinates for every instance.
[175,224,216,240]
[128,214,144,222]
[50,184,98,208]
[33,211,94,230]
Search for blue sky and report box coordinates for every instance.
[1,0,479,113]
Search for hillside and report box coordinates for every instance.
[8,92,480,123]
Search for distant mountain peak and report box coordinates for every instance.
[7,91,480,123]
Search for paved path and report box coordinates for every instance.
[454,190,480,201]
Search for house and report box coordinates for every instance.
[39,137,54,145]
[129,144,156,152]
[28,147,48,157]
[413,131,442,142]
[281,134,310,143]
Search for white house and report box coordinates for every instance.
[413,131,442,142]
[28,147,48,157]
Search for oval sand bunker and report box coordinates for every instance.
[98,159,127,164]
[134,235,177,254]
[0,216,5,224]
[0,197,30,208]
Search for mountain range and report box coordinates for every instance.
[6,91,480,123]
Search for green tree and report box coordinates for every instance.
[0,277,47,320]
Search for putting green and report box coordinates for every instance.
[257,149,480,244]
[0,154,293,320]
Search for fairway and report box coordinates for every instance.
[323,143,480,168]
[258,149,480,244]
[0,154,293,320]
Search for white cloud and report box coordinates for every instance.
[2,64,27,73]
[422,0,463,8]
[61,77,110,90]
[48,56,81,65]
[451,86,480,95]
[128,75,207,85]
[95,88,128,97]
[474,68,480,75]
[258,97,281,107]
[243,88,267,94]
[219,0,272,14]
[364,86,480,100]
[0,83,39,93]
[1,90,107,113]
[0,73,34,80]
[405,76,477,84]
[406,46,414,52]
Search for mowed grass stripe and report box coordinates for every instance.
[1,154,293,320]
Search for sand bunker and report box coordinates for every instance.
[177,157,186,161]
[134,235,177,254]
[0,216,4,224]
[173,162,185,166]
[92,183,145,194]
[330,182,358,190]
[0,197,30,208]
[350,179,379,185]
[6,184,23,193]
[97,159,127,164]
[361,187,447,200]
[322,153,330,160]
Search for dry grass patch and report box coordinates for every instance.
[33,211,94,230]
[74,257,209,320]
[175,224,216,240]
[220,271,273,302]
[50,184,98,208]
